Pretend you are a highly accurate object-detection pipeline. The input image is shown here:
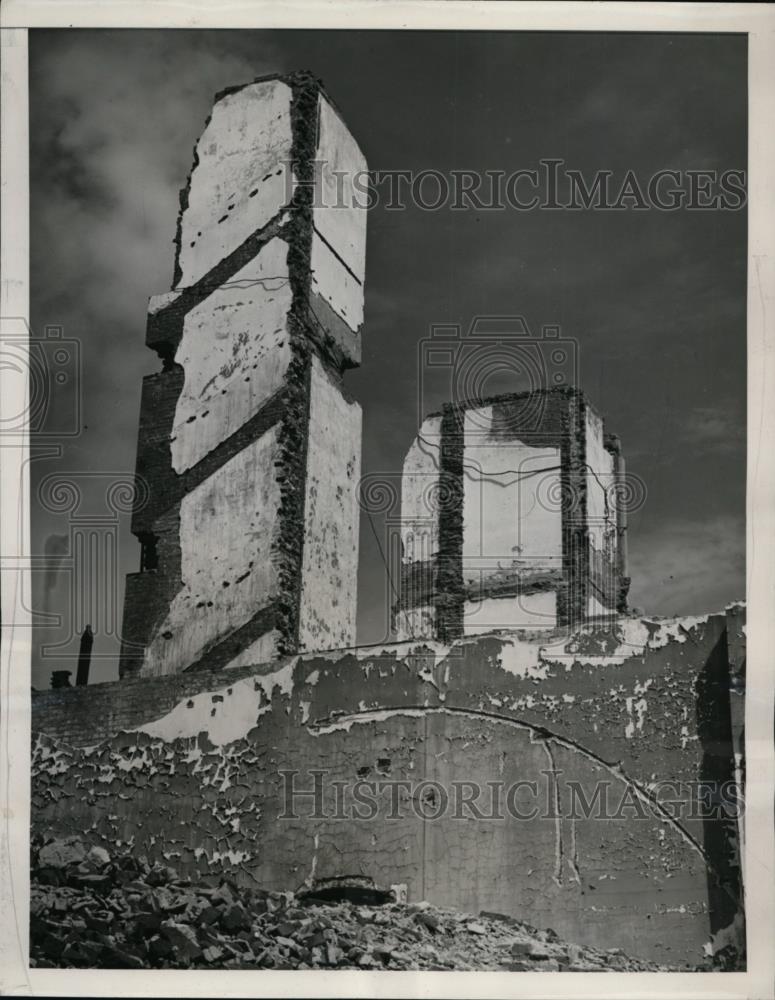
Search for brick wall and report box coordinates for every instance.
[32,612,745,967]
[32,660,283,748]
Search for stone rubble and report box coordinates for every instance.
[30,837,676,972]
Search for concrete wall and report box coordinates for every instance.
[461,404,562,632]
[396,389,627,640]
[399,415,442,564]
[313,96,367,288]
[298,357,362,652]
[463,591,558,634]
[584,404,619,613]
[176,79,295,289]
[396,415,442,640]
[309,94,368,366]
[143,428,283,676]
[34,611,745,968]
[170,238,293,474]
[120,73,367,677]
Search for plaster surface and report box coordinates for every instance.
[462,405,563,593]
[33,611,745,968]
[463,591,558,634]
[298,356,362,652]
[176,80,295,288]
[309,94,367,335]
[143,428,282,676]
[170,237,293,473]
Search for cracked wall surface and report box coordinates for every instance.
[120,73,367,677]
[144,430,282,676]
[298,356,361,651]
[169,238,293,474]
[175,78,295,289]
[396,388,629,642]
[461,399,562,630]
[34,608,745,967]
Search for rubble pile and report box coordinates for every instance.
[30,837,671,971]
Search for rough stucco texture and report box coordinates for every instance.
[298,356,361,652]
[310,95,367,334]
[400,415,443,567]
[395,416,442,642]
[176,80,295,289]
[396,391,628,641]
[143,427,282,676]
[170,237,293,474]
[33,611,744,967]
[584,405,618,608]
[122,74,368,676]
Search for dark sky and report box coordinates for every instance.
[29,29,747,686]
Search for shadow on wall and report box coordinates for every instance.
[696,627,745,966]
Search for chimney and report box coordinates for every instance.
[76,624,94,686]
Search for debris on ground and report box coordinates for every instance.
[29,836,682,971]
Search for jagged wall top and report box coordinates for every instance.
[163,71,367,370]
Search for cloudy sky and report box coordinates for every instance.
[29,29,747,685]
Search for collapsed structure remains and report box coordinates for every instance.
[32,72,746,970]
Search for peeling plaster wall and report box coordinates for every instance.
[396,415,443,641]
[584,407,615,540]
[170,238,293,474]
[144,428,282,676]
[121,73,367,675]
[396,390,627,639]
[176,80,295,289]
[394,605,437,643]
[400,415,442,563]
[584,405,618,611]
[298,356,361,651]
[34,612,744,967]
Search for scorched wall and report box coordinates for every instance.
[33,609,745,967]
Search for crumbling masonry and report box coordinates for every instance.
[120,72,367,678]
[32,74,745,969]
[395,388,629,641]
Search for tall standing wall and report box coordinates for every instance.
[120,73,367,678]
[396,388,629,641]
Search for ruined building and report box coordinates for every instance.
[120,72,367,677]
[396,388,629,641]
[31,73,746,970]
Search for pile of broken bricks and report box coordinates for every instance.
[30,836,674,972]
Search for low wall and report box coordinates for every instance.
[31,609,745,968]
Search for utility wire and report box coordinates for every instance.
[172,276,291,294]
[365,507,401,606]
